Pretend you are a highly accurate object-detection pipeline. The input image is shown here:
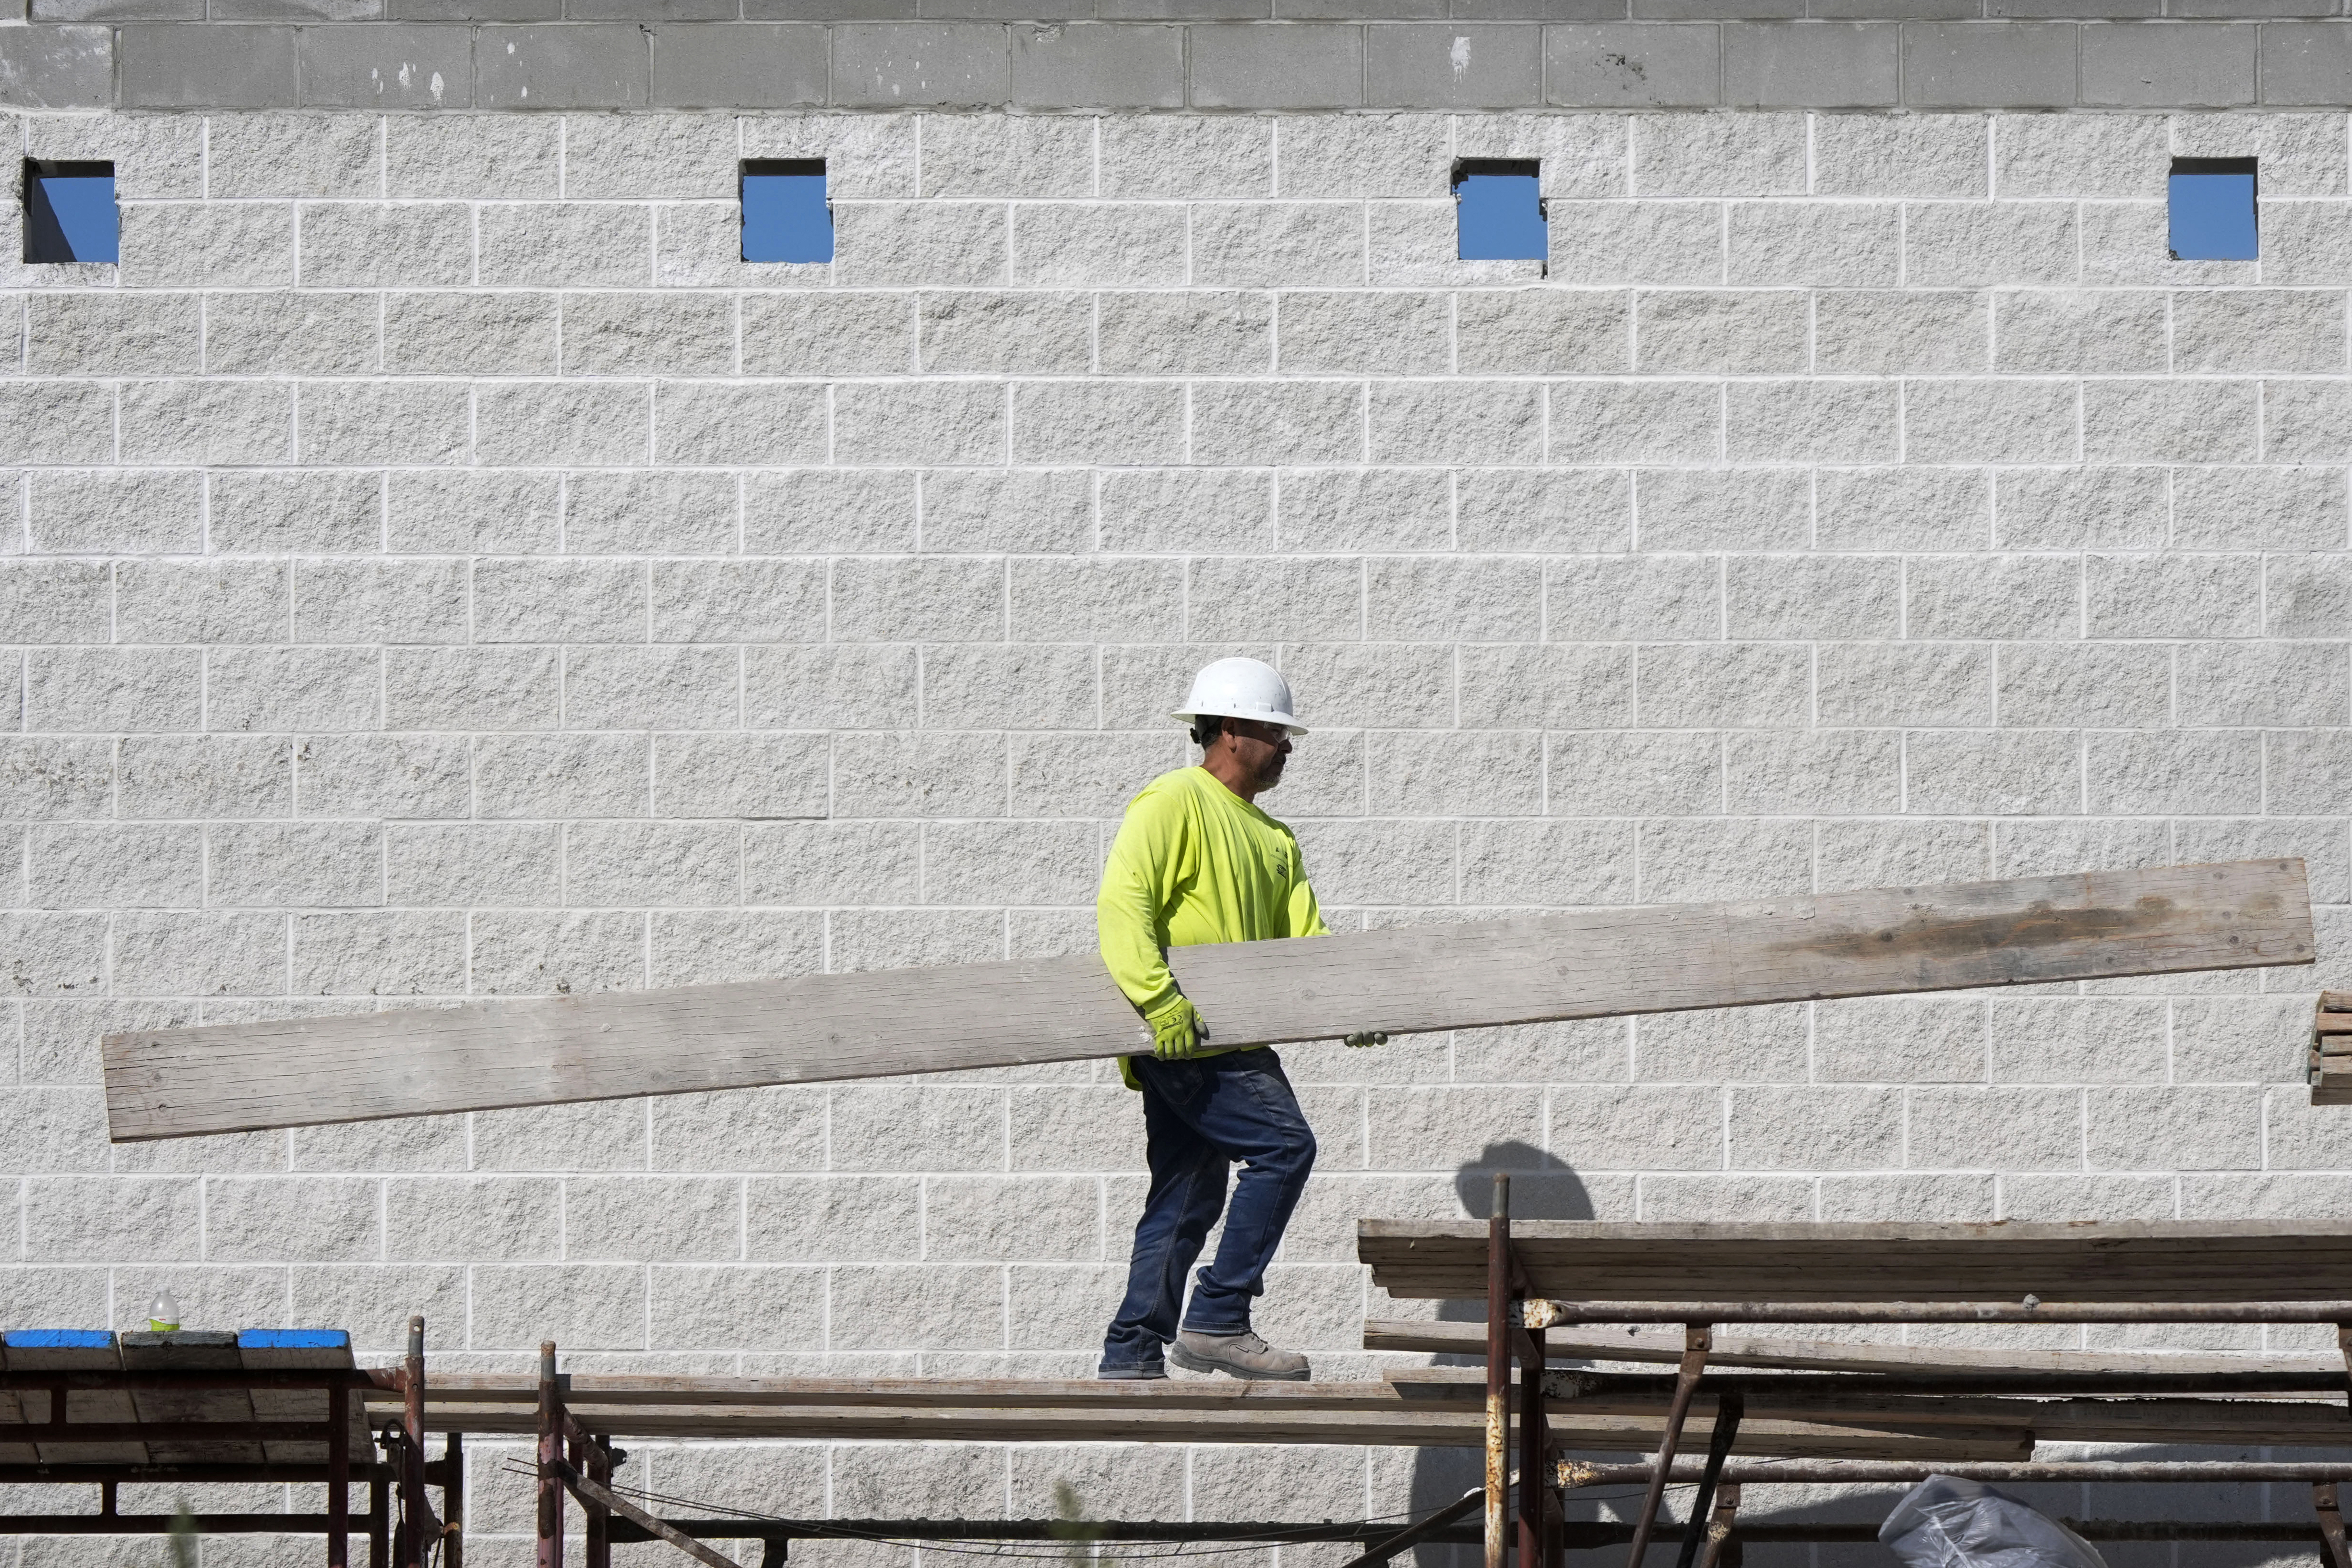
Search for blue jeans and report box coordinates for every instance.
[1099,1047,1317,1374]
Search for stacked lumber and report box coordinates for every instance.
[2314,992,2352,1105]
[1358,1219,2352,1303]
[103,859,2311,1141]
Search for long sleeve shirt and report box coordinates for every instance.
[1096,766,1328,1089]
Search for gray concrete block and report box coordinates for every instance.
[299,24,471,106]
[1009,22,1184,107]
[2262,22,2352,107]
[2081,21,2254,107]
[394,0,551,20]
[475,22,648,107]
[651,23,828,105]
[1902,21,2078,108]
[1723,22,1898,106]
[217,0,379,19]
[1546,23,1719,106]
[1364,24,1543,108]
[1189,22,1362,107]
[0,25,113,107]
[32,0,191,20]
[121,24,298,107]
[834,22,1012,105]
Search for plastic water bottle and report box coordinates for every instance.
[147,1289,180,1332]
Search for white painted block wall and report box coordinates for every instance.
[3,106,2350,1564]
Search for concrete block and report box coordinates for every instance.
[744,293,916,375]
[1365,25,1542,109]
[1545,24,1720,108]
[1814,289,1987,372]
[1544,381,1723,463]
[1098,113,1269,197]
[119,380,295,467]
[1635,289,1806,371]
[296,736,468,820]
[568,470,739,556]
[1636,817,1812,902]
[1817,642,1994,727]
[1090,293,1268,379]
[472,1264,648,1349]
[1725,728,1902,815]
[1456,467,1628,552]
[0,561,109,645]
[299,22,471,107]
[925,466,1086,554]
[119,736,290,819]
[385,114,558,197]
[24,110,200,196]
[1730,1084,1902,1170]
[2172,112,2345,198]
[1723,22,1898,107]
[923,113,1094,198]
[922,643,1096,731]
[650,23,827,108]
[0,382,114,466]
[924,1174,1101,1260]
[2266,380,2352,463]
[1633,111,1805,195]
[2262,22,2352,107]
[560,112,734,199]
[1010,22,1183,108]
[1996,641,2170,728]
[1190,23,1361,108]
[1276,289,1447,374]
[833,23,1011,106]
[833,731,1008,818]
[650,911,823,988]
[1993,288,2165,372]
[2088,1086,2261,1170]
[298,380,469,466]
[205,1177,380,1262]
[383,646,560,731]
[2178,640,2347,728]
[1905,553,2081,638]
[1366,730,1540,819]
[742,645,919,730]
[1904,199,2078,285]
[1727,200,1900,285]
[291,910,466,997]
[657,382,829,467]
[470,910,649,997]
[840,914,1017,977]
[833,380,1005,465]
[0,25,113,109]
[2177,465,2348,551]
[206,113,379,199]
[2086,728,2262,815]
[203,288,378,374]
[207,821,383,908]
[1995,112,2168,198]
[1903,22,2077,108]
[475,22,646,107]
[1548,199,1723,284]
[2083,196,2251,287]
[476,381,650,466]
[1636,468,1810,551]
[116,560,288,646]
[831,557,1001,642]
[389,470,561,554]
[740,111,919,198]
[118,200,297,288]
[1191,201,1366,287]
[647,733,824,819]
[1906,379,2078,465]
[472,558,646,644]
[0,739,115,823]
[1192,380,1363,465]
[25,291,200,375]
[1369,380,1543,466]
[2173,288,2346,372]
[1819,817,1992,888]
[919,289,1089,373]
[119,23,296,106]
[567,821,741,908]
[2085,550,2261,637]
[1725,554,1899,640]
[2082,23,2253,108]
[1457,288,1628,374]
[30,822,203,908]
[1635,643,1810,729]
[210,646,382,733]
[1725,379,1898,463]
[479,201,650,287]
[24,647,201,734]
[561,292,735,375]
[1364,556,1541,641]
[1011,380,1186,466]
[1814,112,1987,196]
[745,1176,919,1261]
[1632,1002,1806,1085]
[1098,468,1268,552]
[112,910,289,996]
[1905,730,2083,816]
[1816,997,1988,1083]
[473,733,650,819]
[299,201,471,288]
[24,1176,201,1261]
[564,1176,742,1264]
[1994,464,2158,550]
[1453,113,1628,199]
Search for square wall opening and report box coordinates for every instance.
[2169,156,2257,262]
[742,158,831,264]
[23,159,117,264]
[1453,158,1545,263]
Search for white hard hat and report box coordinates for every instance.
[1170,657,1306,736]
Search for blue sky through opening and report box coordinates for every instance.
[1456,171,1546,262]
[2169,171,2256,261]
[743,172,832,263]
[28,171,117,263]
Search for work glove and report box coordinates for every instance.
[1147,996,1204,1061]
[1344,1030,1387,1048]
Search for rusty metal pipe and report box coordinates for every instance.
[1673,1391,1742,1568]
[1537,1300,2352,1324]
[1695,1483,1740,1568]
[1563,1460,2352,1487]
[329,1382,350,1568]
[403,1315,427,1568]
[1484,1173,1508,1568]
[445,1431,464,1568]
[537,1341,564,1568]
[1621,1324,1712,1568]
[2320,1483,2352,1568]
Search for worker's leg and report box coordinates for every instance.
[1176,1048,1316,1336]
[1098,1060,1230,1377]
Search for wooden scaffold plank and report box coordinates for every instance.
[105,859,2312,1141]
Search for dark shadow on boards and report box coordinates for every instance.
[1405,1143,1592,1568]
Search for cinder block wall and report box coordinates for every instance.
[5,97,2352,1561]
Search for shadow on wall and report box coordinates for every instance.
[1406,1142,1592,1568]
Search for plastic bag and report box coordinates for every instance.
[1879,1475,2109,1568]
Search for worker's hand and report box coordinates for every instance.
[1344,1030,1387,1048]
[1149,997,1203,1061]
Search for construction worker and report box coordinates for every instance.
[1095,657,1384,1382]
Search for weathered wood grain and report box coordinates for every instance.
[104,859,2312,1141]
[1360,1219,2352,1303]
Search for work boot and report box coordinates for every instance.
[1169,1329,1309,1381]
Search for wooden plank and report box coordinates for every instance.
[1359,1219,2352,1303]
[102,859,2313,1142]
[1360,1319,2345,1377]
[238,1329,367,1465]
[120,1329,260,1466]
[2,1330,146,1466]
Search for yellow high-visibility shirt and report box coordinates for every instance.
[1096,766,1328,1090]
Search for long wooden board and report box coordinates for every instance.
[1360,1219,2352,1303]
[103,859,2312,1141]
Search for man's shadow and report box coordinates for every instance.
[1404,1142,1591,1568]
